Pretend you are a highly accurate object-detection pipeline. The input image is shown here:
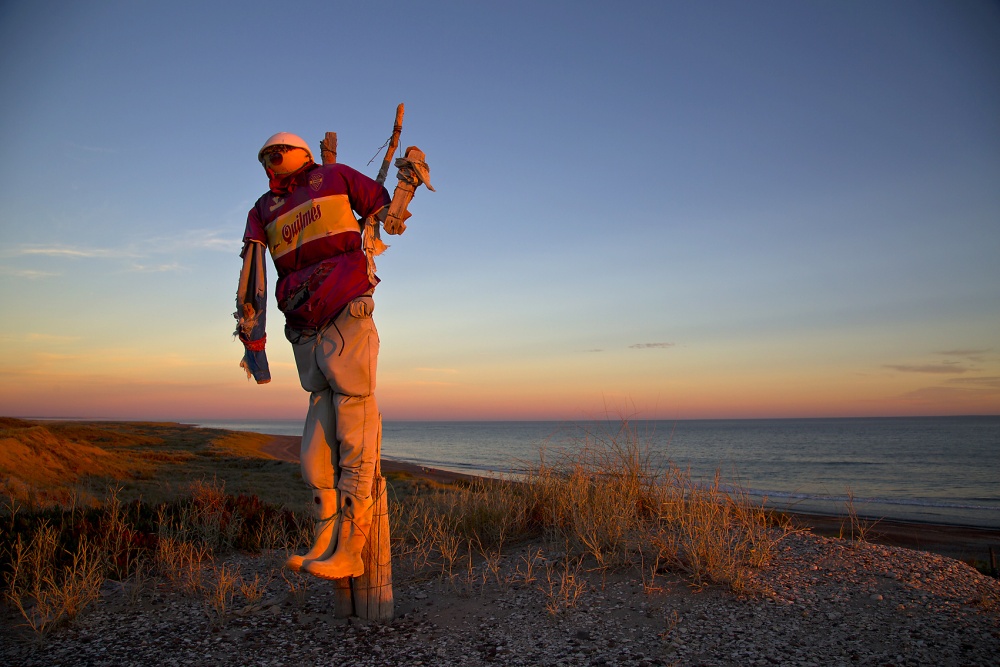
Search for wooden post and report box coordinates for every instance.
[351,466,394,621]
[351,416,393,621]
[332,578,354,618]
[318,131,394,621]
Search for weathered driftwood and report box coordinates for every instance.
[376,104,405,185]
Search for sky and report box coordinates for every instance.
[0,0,998,422]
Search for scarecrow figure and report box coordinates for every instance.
[235,131,391,580]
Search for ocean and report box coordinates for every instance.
[193,416,1000,529]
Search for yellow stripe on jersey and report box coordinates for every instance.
[265,195,360,260]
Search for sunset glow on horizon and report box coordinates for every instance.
[1,1,998,423]
[1,331,995,422]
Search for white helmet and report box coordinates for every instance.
[257,132,313,163]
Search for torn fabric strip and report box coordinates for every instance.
[235,240,271,383]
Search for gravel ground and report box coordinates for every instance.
[3,531,999,666]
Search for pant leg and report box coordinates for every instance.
[293,340,337,491]
[312,297,381,500]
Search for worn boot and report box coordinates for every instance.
[285,489,340,572]
[303,492,373,580]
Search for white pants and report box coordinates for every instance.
[293,296,381,500]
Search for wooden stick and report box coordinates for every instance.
[320,132,337,165]
[376,104,404,185]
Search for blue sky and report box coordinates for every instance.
[1,0,998,420]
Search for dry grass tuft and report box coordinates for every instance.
[389,418,787,592]
[1,474,312,640]
[522,420,784,589]
[841,487,879,545]
[3,524,104,639]
[541,553,588,615]
[203,562,240,627]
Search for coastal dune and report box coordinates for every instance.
[1,421,999,665]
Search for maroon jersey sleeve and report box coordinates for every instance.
[338,164,391,219]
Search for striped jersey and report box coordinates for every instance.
[243,162,390,330]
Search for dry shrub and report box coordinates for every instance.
[188,478,242,550]
[93,486,152,581]
[155,534,209,593]
[2,484,165,639]
[4,523,104,638]
[238,570,271,606]
[541,554,588,615]
[154,479,245,558]
[841,487,879,545]
[390,474,534,581]
[280,568,309,605]
[1,477,301,640]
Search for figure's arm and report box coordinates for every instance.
[383,146,434,236]
[339,163,391,219]
[234,209,271,384]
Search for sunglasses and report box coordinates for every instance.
[260,145,296,165]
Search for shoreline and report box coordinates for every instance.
[262,434,1000,564]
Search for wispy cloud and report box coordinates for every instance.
[0,266,60,279]
[156,229,241,253]
[884,363,969,374]
[946,376,1000,389]
[629,342,675,349]
[585,349,604,353]
[900,375,1000,403]
[934,349,991,363]
[9,230,233,275]
[902,375,1000,410]
[15,245,139,259]
[26,333,80,343]
[127,262,186,273]
[34,352,82,362]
